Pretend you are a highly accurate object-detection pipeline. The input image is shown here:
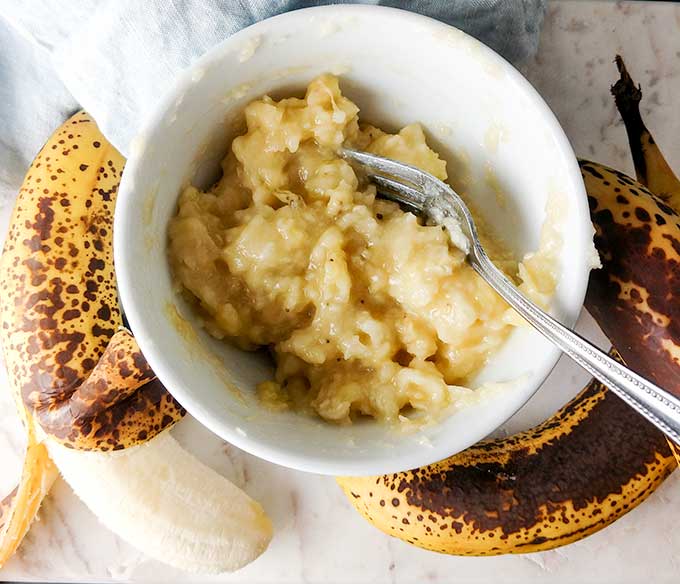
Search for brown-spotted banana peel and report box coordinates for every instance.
[0,111,184,450]
[608,55,680,462]
[0,112,272,573]
[338,161,679,555]
[582,160,680,463]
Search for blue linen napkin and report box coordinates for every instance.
[0,0,545,208]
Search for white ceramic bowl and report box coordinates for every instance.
[115,5,593,476]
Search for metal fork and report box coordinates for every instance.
[341,147,680,445]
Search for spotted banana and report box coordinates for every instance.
[338,161,679,554]
[608,55,680,461]
[0,112,185,450]
[0,112,271,572]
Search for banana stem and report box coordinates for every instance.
[611,56,646,181]
[611,55,680,208]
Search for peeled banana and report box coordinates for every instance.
[47,432,272,574]
[0,112,272,572]
[338,161,679,554]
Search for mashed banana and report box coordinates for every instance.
[168,75,558,424]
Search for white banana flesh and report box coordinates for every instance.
[47,431,272,574]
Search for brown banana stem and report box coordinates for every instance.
[611,55,680,207]
[612,56,647,181]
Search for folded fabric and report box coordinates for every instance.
[0,0,545,160]
[0,0,545,208]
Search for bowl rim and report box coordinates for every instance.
[115,4,592,475]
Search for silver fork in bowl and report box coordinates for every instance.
[341,147,680,445]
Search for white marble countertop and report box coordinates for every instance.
[1,1,680,582]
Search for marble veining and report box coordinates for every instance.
[1,1,680,582]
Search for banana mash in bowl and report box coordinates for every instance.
[168,75,558,425]
[115,6,595,475]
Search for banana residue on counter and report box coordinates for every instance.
[168,75,559,424]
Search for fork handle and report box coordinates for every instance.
[471,247,680,446]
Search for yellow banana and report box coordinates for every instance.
[610,55,680,461]
[338,161,679,555]
[0,111,185,451]
[0,112,272,573]
[0,112,184,567]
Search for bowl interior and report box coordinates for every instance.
[115,6,592,476]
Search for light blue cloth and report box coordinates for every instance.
[0,0,545,210]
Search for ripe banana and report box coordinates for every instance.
[47,431,272,574]
[338,161,678,555]
[0,111,185,451]
[582,160,680,399]
[611,55,680,210]
[0,111,184,568]
[0,112,272,572]
[608,55,680,461]
[582,159,680,462]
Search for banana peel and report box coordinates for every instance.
[0,112,184,452]
[338,368,674,555]
[338,162,679,554]
[609,55,680,463]
[0,415,57,566]
[582,160,680,465]
[1,323,58,566]
[0,111,179,569]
